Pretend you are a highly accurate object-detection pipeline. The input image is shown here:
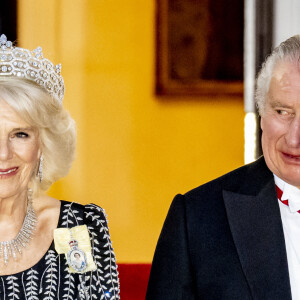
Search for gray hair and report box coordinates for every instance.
[255,35,300,115]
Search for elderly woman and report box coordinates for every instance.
[0,34,119,299]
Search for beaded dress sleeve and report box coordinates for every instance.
[60,201,120,299]
[81,203,120,299]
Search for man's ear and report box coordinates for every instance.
[260,117,264,131]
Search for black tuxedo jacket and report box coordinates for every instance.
[146,157,292,299]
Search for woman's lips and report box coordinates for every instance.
[0,167,18,177]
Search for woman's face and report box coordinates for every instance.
[0,100,40,200]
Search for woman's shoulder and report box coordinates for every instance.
[58,201,119,296]
[58,201,110,230]
[60,200,106,214]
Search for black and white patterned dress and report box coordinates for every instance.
[0,201,120,300]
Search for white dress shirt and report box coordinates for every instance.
[274,174,300,300]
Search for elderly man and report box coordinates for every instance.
[146,35,300,299]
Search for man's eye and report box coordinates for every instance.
[15,132,29,138]
[276,110,289,115]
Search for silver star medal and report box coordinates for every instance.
[67,234,88,272]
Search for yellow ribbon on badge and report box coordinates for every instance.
[54,225,97,273]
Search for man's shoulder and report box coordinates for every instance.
[184,156,272,200]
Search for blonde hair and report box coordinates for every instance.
[0,77,76,195]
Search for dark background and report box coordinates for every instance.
[0,0,17,44]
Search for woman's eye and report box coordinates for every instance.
[15,132,29,138]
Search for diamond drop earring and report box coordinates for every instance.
[37,154,44,182]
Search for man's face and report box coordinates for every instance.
[261,61,300,187]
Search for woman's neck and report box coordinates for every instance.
[0,190,28,240]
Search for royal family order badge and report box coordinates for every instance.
[67,237,88,272]
[54,225,97,273]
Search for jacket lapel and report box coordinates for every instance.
[223,178,292,299]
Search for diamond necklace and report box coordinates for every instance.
[0,192,37,265]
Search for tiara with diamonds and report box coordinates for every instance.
[0,34,64,103]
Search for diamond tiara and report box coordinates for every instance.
[0,34,64,103]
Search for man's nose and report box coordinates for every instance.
[0,138,13,161]
[285,117,300,148]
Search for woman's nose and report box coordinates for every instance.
[0,138,12,161]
